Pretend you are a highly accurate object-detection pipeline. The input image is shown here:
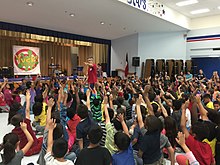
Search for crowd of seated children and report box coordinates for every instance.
[0,69,219,165]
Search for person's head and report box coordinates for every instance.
[148,92,156,102]
[87,57,94,64]
[191,120,210,141]
[199,69,203,74]
[213,101,220,111]
[151,102,160,117]
[10,114,23,127]
[52,138,68,159]
[34,94,44,103]
[144,115,162,132]
[88,125,103,145]
[77,104,88,119]
[32,102,43,117]
[26,81,32,89]
[53,123,63,140]
[164,116,178,147]
[124,93,129,100]
[114,132,130,151]
[203,94,211,105]
[8,102,22,125]
[1,133,19,164]
[103,108,114,121]
[92,98,101,107]
[172,99,182,111]
[66,107,76,120]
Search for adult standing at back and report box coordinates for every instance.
[84,57,97,89]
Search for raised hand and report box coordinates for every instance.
[136,94,142,106]
[175,132,186,147]
[103,96,108,104]
[20,122,27,131]
[26,89,31,100]
[117,113,124,123]
[47,98,55,108]
[47,119,56,130]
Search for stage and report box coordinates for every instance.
[0,75,80,83]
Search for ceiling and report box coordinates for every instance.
[158,0,220,18]
[0,0,187,40]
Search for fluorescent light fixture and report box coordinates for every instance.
[26,1,34,6]
[176,0,198,7]
[218,6,220,10]
[190,8,210,14]
[69,13,75,17]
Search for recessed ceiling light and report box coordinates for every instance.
[26,1,34,6]
[190,8,210,14]
[100,21,105,25]
[69,13,75,17]
[176,0,198,7]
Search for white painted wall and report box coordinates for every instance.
[111,33,138,75]
[186,27,220,59]
[138,31,187,75]
[191,15,220,30]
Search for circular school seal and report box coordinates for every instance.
[14,49,39,71]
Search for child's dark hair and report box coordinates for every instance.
[10,114,23,127]
[34,94,44,103]
[103,108,114,121]
[114,132,130,151]
[33,102,43,116]
[66,107,76,119]
[53,123,63,140]
[203,94,211,100]
[192,121,210,141]
[88,125,103,144]
[164,116,178,148]
[1,133,19,164]
[173,99,182,111]
[144,115,162,133]
[8,102,22,125]
[52,138,68,158]
[77,104,88,119]
[112,118,123,131]
[93,98,101,107]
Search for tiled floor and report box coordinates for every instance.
[0,113,39,165]
[0,112,176,165]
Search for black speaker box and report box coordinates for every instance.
[132,57,140,67]
[112,70,118,77]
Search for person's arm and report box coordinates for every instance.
[176,132,200,165]
[25,90,31,120]
[103,96,110,124]
[143,85,154,115]
[46,119,56,153]
[74,85,80,110]
[86,89,91,110]
[136,95,144,129]
[78,139,83,151]
[0,78,7,92]
[167,146,175,165]
[20,122,34,155]
[180,104,189,139]
[109,94,114,110]
[46,98,55,129]
[166,92,176,101]
[84,62,93,67]
[42,84,49,102]
[117,113,129,136]
[158,97,168,117]
[195,96,208,120]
